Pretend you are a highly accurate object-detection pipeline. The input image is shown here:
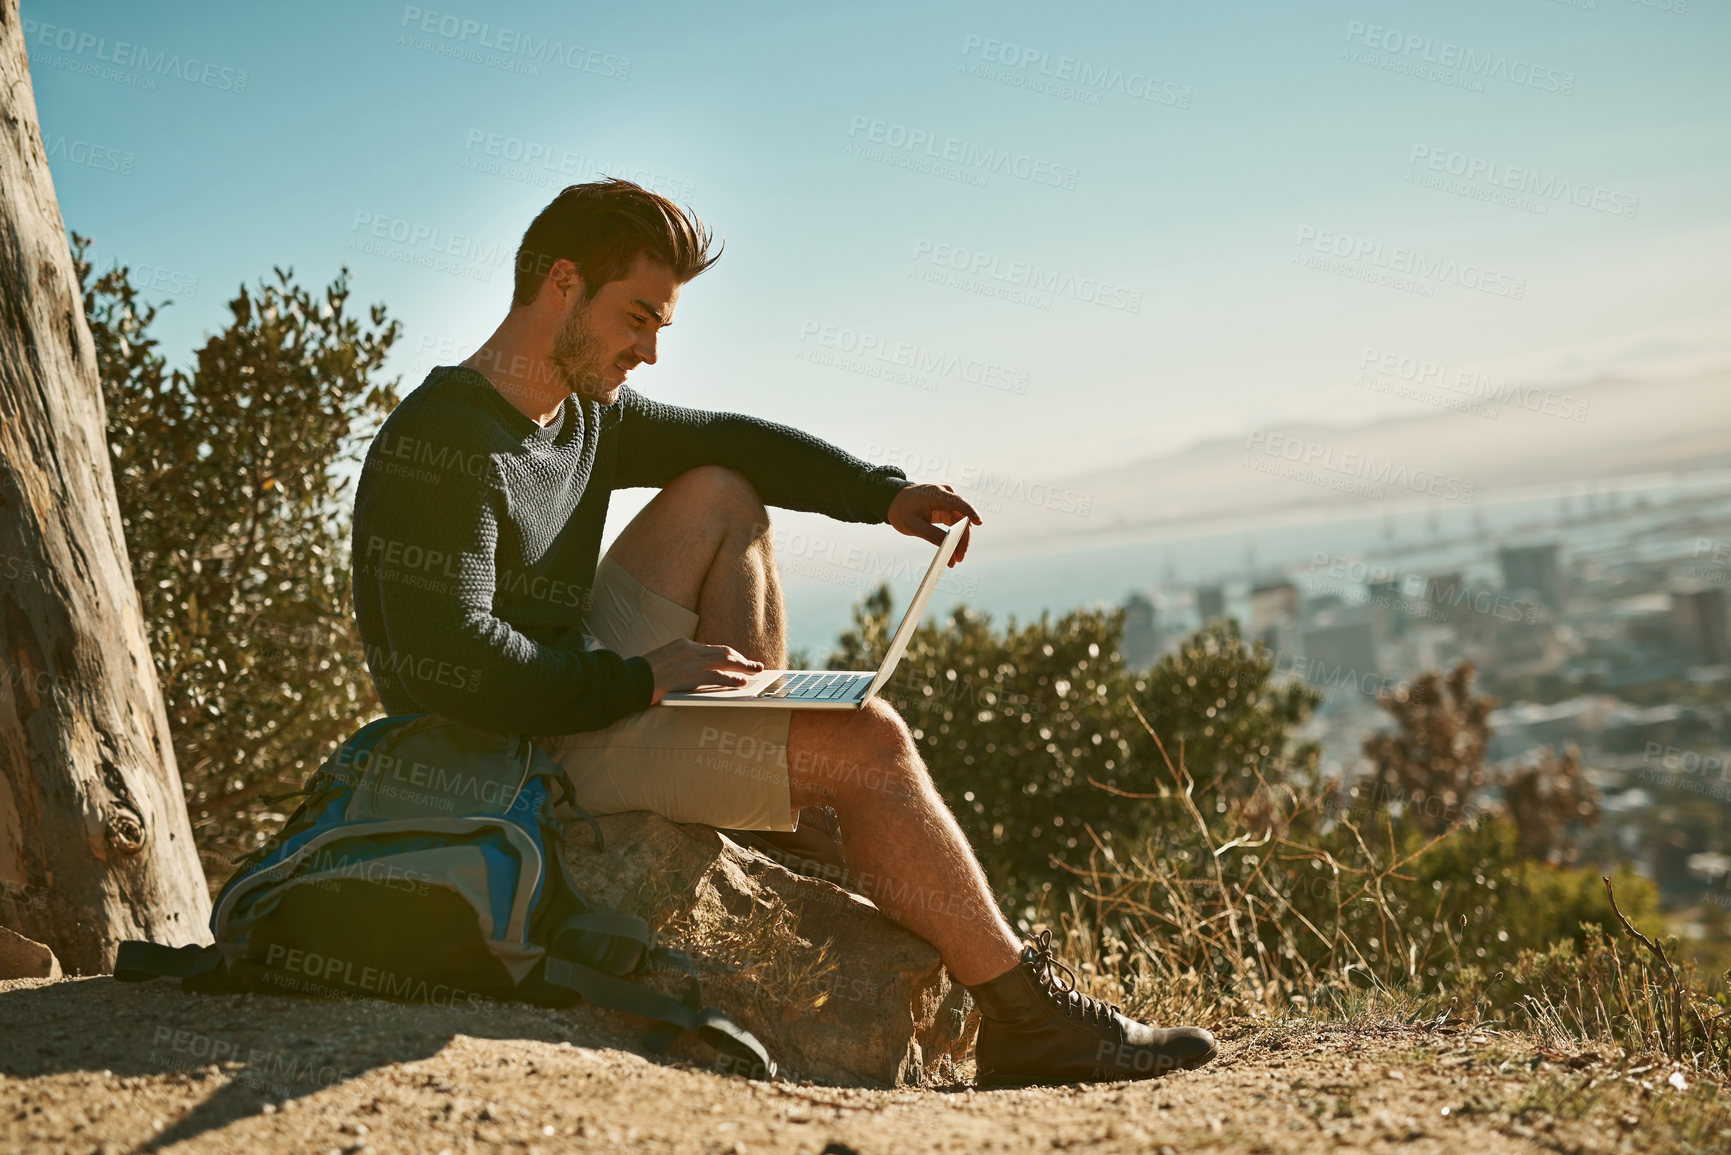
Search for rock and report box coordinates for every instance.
[0,925,62,979]
[560,811,976,1087]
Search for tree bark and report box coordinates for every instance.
[0,0,211,973]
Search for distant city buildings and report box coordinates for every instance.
[1116,496,1731,912]
[1499,543,1568,610]
[1674,586,1731,666]
[1120,593,1159,671]
[1249,582,1300,650]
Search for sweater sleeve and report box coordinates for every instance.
[353,425,653,735]
[611,387,909,522]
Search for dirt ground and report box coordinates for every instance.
[4,975,1728,1154]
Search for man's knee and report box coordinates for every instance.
[665,466,769,536]
[789,699,920,804]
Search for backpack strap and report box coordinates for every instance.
[551,911,657,974]
[540,953,775,1080]
[114,941,224,983]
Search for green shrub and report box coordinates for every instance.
[76,237,399,882]
[828,590,1320,912]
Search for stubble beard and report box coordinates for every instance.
[549,295,614,405]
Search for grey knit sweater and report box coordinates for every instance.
[351,366,909,734]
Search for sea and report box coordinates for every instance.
[780,470,1731,659]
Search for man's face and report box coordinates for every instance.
[549,253,682,405]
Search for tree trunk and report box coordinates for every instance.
[0,0,211,973]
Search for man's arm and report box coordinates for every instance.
[353,441,650,735]
[612,387,909,523]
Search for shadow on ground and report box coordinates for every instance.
[0,972,693,1150]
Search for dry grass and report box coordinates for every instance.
[1011,701,1731,1098]
[652,887,842,1023]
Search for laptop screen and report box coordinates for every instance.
[863,518,970,701]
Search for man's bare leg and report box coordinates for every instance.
[788,702,1023,985]
[602,465,785,667]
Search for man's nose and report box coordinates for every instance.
[635,330,658,366]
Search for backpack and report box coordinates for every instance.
[115,713,775,1080]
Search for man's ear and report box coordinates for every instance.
[545,258,586,305]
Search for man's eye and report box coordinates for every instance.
[630,315,648,326]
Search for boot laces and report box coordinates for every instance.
[1025,930,1121,1028]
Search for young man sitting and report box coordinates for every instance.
[351,178,1216,1086]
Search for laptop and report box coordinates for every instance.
[658,517,969,710]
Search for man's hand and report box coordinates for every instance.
[887,483,981,565]
[644,638,764,703]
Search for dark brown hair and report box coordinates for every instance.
[511,177,720,307]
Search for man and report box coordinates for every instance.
[352,178,1215,1086]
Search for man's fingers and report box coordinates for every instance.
[951,521,972,566]
[926,487,982,527]
[910,519,945,548]
[698,642,762,671]
[941,489,983,526]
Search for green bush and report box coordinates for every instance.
[828,582,1672,1037]
[828,588,1321,913]
[76,237,400,882]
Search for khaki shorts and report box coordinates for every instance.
[544,555,797,831]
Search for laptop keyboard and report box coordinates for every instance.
[760,672,871,701]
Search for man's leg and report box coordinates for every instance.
[589,468,1215,1084]
[787,703,1217,1087]
[602,465,785,668]
[787,701,1023,986]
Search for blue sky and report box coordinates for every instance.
[24,0,1730,643]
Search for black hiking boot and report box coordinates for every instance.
[967,931,1217,1087]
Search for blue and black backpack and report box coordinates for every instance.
[116,714,775,1079]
